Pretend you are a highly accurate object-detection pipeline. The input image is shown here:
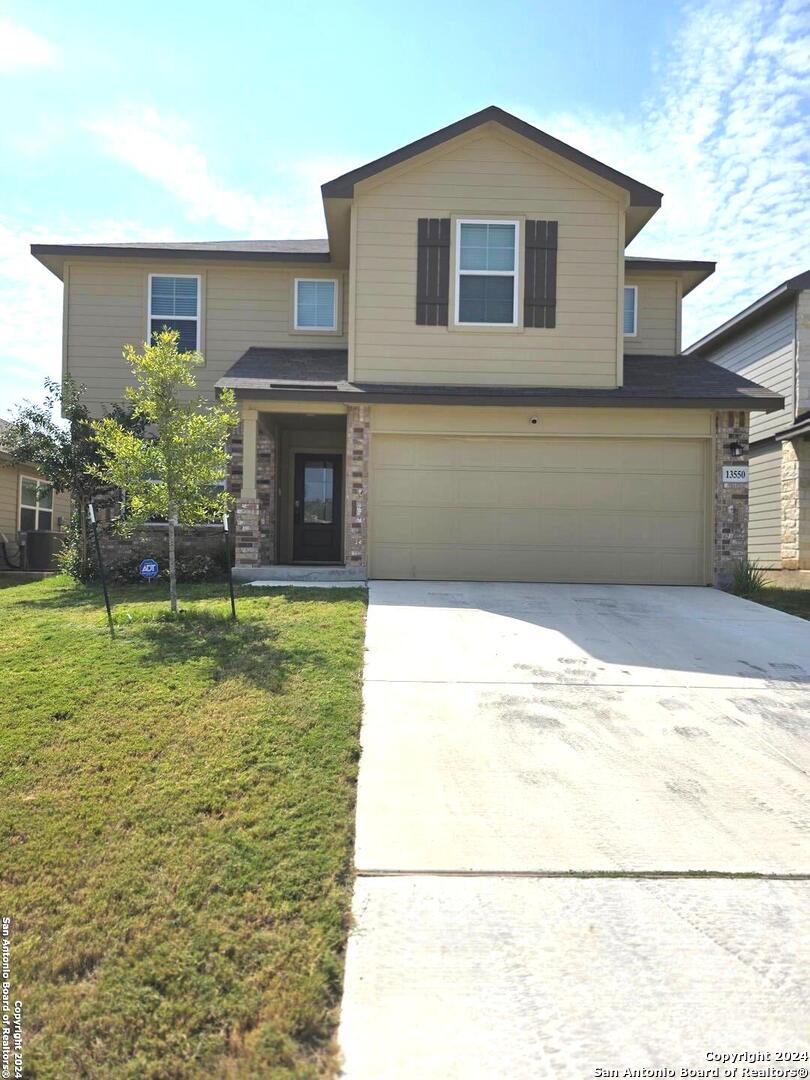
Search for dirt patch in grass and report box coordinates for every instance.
[0,577,366,1078]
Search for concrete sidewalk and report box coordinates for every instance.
[339,583,810,1078]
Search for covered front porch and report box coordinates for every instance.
[228,401,369,581]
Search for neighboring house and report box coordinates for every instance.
[31,106,781,586]
[686,271,810,572]
[0,418,71,564]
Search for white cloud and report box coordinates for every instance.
[0,218,160,412]
[511,0,810,345]
[88,107,357,238]
[0,20,58,73]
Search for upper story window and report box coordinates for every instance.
[623,285,637,336]
[149,275,200,351]
[20,477,53,532]
[455,220,519,326]
[295,279,337,331]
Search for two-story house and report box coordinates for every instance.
[32,107,781,586]
[686,270,810,574]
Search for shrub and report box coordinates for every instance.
[56,511,96,582]
[105,550,227,585]
[730,558,768,596]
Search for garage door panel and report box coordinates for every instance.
[378,469,703,515]
[375,506,705,553]
[372,542,705,585]
[369,434,708,585]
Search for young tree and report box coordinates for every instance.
[92,329,238,614]
[4,376,142,577]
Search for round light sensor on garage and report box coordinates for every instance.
[529,416,539,425]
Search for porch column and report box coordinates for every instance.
[713,410,749,587]
[781,437,810,570]
[235,409,260,568]
[345,405,370,574]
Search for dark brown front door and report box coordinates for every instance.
[293,453,342,563]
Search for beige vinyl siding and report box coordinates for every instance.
[747,441,782,568]
[351,125,623,388]
[65,260,348,410]
[0,460,71,539]
[701,300,796,442]
[0,462,18,538]
[624,273,679,355]
[368,406,711,585]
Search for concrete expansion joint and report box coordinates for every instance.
[356,869,810,881]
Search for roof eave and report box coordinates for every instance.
[685,270,810,354]
[215,380,783,413]
[624,258,716,296]
[31,244,333,281]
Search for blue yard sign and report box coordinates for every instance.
[139,558,159,580]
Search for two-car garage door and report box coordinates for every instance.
[369,434,709,585]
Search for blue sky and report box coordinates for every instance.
[1,0,808,410]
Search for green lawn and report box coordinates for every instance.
[748,586,810,621]
[0,576,367,1078]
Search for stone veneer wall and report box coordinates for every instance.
[714,410,750,587]
[230,421,277,568]
[781,436,810,570]
[97,523,229,580]
[345,405,370,572]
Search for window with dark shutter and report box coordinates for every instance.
[523,221,558,329]
[416,218,450,325]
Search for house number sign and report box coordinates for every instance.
[722,465,749,484]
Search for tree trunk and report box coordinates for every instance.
[79,497,88,578]
[168,502,178,614]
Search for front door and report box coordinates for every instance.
[293,453,342,563]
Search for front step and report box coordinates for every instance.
[232,564,366,584]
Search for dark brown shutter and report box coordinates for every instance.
[416,218,450,325]
[524,220,558,329]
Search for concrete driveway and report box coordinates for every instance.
[339,583,810,1078]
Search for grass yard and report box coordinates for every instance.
[747,586,810,621]
[0,576,367,1078]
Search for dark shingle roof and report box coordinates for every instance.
[31,238,331,268]
[217,349,783,412]
[224,347,348,387]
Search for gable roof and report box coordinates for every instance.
[321,106,663,208]
[685,269,810,355]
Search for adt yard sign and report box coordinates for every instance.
[722,465,749,484]
[139,558,159,580]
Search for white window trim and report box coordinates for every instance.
[454,219,520,327]
[623,285,638,337]
[147,273,201,349]
[19,474,54,531]
[294,278,339,332]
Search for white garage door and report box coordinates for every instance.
[369,434,709,584]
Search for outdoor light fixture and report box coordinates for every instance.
[728,441,744,458]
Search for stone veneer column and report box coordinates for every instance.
[256,424,276,564]
[781,439,800,569]
[781,437,810,570]
[345,405,370,573]
[234,409,260,568]
[713,410,749,587]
